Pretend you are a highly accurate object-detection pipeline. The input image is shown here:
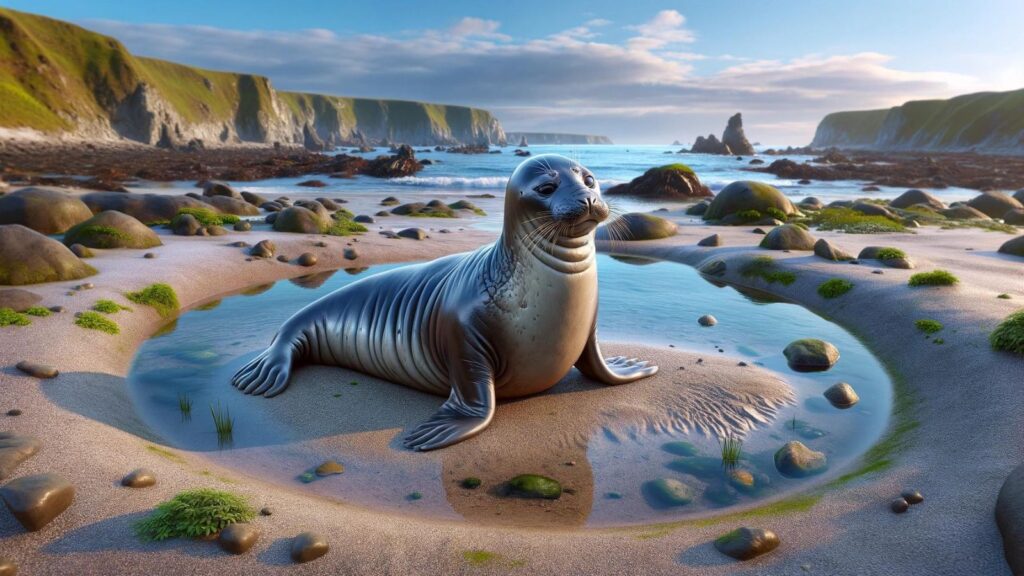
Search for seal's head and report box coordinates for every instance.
[504,154,610,240]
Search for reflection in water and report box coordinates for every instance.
[127,256,892,527]
[290,270,337,289]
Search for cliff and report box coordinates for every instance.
[504,132,613,145]
[0,8,506,147]
[811,88,1024,154]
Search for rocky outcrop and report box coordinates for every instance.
[0,225,96,285]
[504,132,612,145]
[722,113,755,155]
[689,134,732,155]
[604,164,711,200]
[0,187,93,234]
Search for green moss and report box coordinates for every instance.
[508,474,562,499]
[63,225,129,248]
[0,307,30,327]
[135,489,254,541]
[740,256,797,286]
[764,207,788,221]
[145,444,185,463]
[998,294,1012,299]
[876,247,906,260]
[632,494,821,539]
[461,550,525,568]
[914,319,944,334]
[461,477,482,489]
[92,299,131,314]
[323,217,367,236]
[126,283,179,318]
[809,207,906,234]
[24,306,51,317]
[174,207,239,226]
[656,163,695,175]
[736,209,762,223]
[908,269,959,287]
[74,311,119,334]
[818,278,854,298]
[991,310,1024,355]
[407,491,423,501]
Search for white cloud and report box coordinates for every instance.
[626,10,695,51]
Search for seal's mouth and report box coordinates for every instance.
[563,218,600,237]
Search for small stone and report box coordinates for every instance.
[315,460,343,476]
[219,522,259,554]
[290,531,329,563]
[120,468,156,488]
[48,306,65,313]
[6,409,22,416]
[15,361,58,379]
[644,478,694,507]
[230,241,249,248]
[76,282,94,290]
[314,241,328,247]
[728,469,756,492]
[507,474,562,499]
[891,497,909,513]
[774,441,828,478]
[0,557,15,576]
[461,477,482,489]
[260,507,272,516]
[697,234,722,247]
[697,314,717,327]
[606,491,623,499]
[872,269,884,275]
[343,248,358,260]
[783,339,839,372]
[250,239,275,258]
[233,221,252,232]
[297,253,317,267]
[0,433,41,480]
[407,491,423,500]
[353,215,375,224]
[738,361,748,367]
[206,225,228,236]
[902,489,924,505]
[397,227,428,240]
[69,243,94,258]
[143,252,156,259]
[276,255,289,262]
[714,527,780,561]
[823,382,859,409]
[752,228,767,235]
[0,473,74,531]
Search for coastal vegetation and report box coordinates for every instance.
[135,489,254,541]
[126,283,180,318]
[174,208,239,227]
[991,311,1024,355]
[0,307,31,326]
[817,278,854,298]
[806,207,906,234]
[908,270,959,287]
[740,256,797,286]
[74,311,119,334]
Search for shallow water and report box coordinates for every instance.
[127,255,892,526]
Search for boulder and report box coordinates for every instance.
[851,202,895,218]
[291,532,329,563]
[697,234,722,247]
[294,200,332,221]
[604,164,711,200]
[595,213,677,241]
[202,181,241,199]
[966,191,1023,218]
[783,338,839,371]
[0,473,74,531]
[759,224,816,251]
[1015,189,1024,204]
[219,523,259,554]
[233,221,252,232]
[0,187,93,234]
[996,462,1024,574]
[0,289,42,312]
[0,225,96,285]
[172,213,202,236]
[941,205,990,221]
[297,253,317,267]
[999,236,1024,257]
[774,441,827,478]
[250,240,276,258]
[353,215,375,224]
[823,382,859,408]
[686,200,710,216]
[721,113,755,155]
[62,211,162,249]
[80,192,212,224]
[316,198,341,211]
[1004,209,1024,225]
[201,195,260,216]
[813,239,853,261]
[273,207,325,234]
[0,432,41,480]
[69,243,93,258]
[703,181,797,221]
[397,228,428,240]
[261,202,283,212]
[714,527,780,561]
[240,191,268,207]
[890,189,946,210]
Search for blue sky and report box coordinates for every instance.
[7,0,1024,144]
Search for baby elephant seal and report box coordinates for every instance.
[232,155,659,450]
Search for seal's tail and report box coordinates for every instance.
[231,343,293,397]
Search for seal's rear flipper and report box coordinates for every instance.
[231,343,294,397]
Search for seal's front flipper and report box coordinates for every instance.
[231,341,294,397]
[404,345,495,451]
[574,324,658,385]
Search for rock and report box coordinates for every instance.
[643,478,693,507]
[698,314,717,327]
[260,507,272,516]
[882,257,914,269]
[230,241,249,248]
[997,463,1024,574]
[264,213,278,225]
[219,523,259,554]
[967,191,1023,218]
[890,189,946,210]
[202,181,241,199]
[380,196,400,206]
[297,253,317,267]
[343,248,358,260]
[852,202,895,218]
[375,210,391,217]
[277,255,289,263]
[273,207,325,234]
[397,228,428,240]
[81,192,214,224]
[0,225,97,285]
[1004,209,1024,225]
[0,473,74,531]
[714,527,780,561]
[999,236,1024,257]
[697,234,722,247]
[774,441,827,478]
[604,164,711,200]
[686,201,710,216]
[250,240,276,258]
[201,195,260,216]
[759,224,816,251]
[120,468,156,488]
[507,474,562,499]
[69,243,94,258]
[0,289,42,312]
[240,191,268,207]
[699,259,727,277]
[902,489,924,504]
[15,361,58,379]
[690,133,732,155]
[0,433,41,480]
[63,211,162,249]
[892,498,909,514]
[205,225,227,237]
[290,532,329,563]
[314,198,340,211]
[823,382,859,408]
[595,213,678,241]
[0,557,15,576]
[233,221,252,232]
[941,205,990,221]
[721,113,755,156]
[353,215,375,224]
[784,339,839,371]
[0,187,93,234]
[315,460,343,476]
[297,179,327,188]
[261,202,282,212]
[813,239,853,261]
[171,213,201,236]
[703,181,798,222]
[6,409,22,417]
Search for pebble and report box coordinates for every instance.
[315,460,344,476]
[291,532,329,563]
[48,306,65,313]
[872,269,884,274]
[714,527,780,561]
[0,433,41,480]
[891,497,909,514]
[297,253,317,267]
[902,489,924,504]
[276,255,289,262]
[260,507,272,516]
[143,252,156,259]
[697,314,717,327]
[121,468,156,488]
[823,382,860,409]
[0,473,74,531]
[314,241,328,248]
[461,477,482,489]
[343,248,358,260]
[6,409,22,417]
[75,282,94,290]
[219,522,259,554]
[15,361,58,379]
[0,557,15,576]
[230,241,249,248]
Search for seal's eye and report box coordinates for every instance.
[583,174,595,188]
[533,182,557,196]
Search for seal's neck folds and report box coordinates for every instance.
[506,217,596,274]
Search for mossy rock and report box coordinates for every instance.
[81,192,213,224]
[63,211,162,249]
[890,189,946,210]
[1004,209,1024,225]
[999,236,1024,257]
[507,474,561,499]
[941,205,990,221]
[759,224,816,250]
[643,478,694,507]
[703,181,797,222]
[0,186,93,234]
[202,195,260,216]
[391,202,456,218]
[604,164,710,200]
[783,338,839,372]
[273,206,325,234]
[595,213,678,241]
[202,181,242,199]
[966,191,1023,218]
[774,441,827,478]
[0,224,96,285]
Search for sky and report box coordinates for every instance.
[8,0,1024,145]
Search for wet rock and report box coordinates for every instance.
[752,227,766,235]
[643,478,693,507]
[941,205,990,221]
[63,211,162,249]
[0,473,74,531]
[202,181,241,199]
[353,215,375,224]
[75,282,94,291]
[891,497,909,514]
[999,235,1024,257]
[240,191,268,207]
[397,228,428,240]
[0,187,93,234]
[759,224,816,251]
[219,522,259,554]
[728,469,757,492]
[890,189,946,210]
[774,441,827,478]
[121,468,156,488]
[291,532,329,563]
[783,339,839,372]
[0,289,42,312]
[699,259,727,278]
[250,240,275,258]
[507,474,562,499]
[595,213,678,241]
[380,196,400,206]
[315,460,343,476]
[686,201,710,216]
[703,180,798,222]
[604,164,711,200]
[967,191,1023,218]
[343,248,358,261]
[277,255,289,262]
[202,195,259,216]
[48,306,64,313]
[297,179,327,188]
[380,230,401,239]
[698,314,717,327]
[852,201,895,218]
[823,382,859,409]
[714,527,780,561]
[15,361,58,379]
[0,433,41,480]
[697,234,722,247]
[143,252,156,259]
[902,489,924,505]
[297,253,317,267]
[0,225,96,285]
[230,241,249,248]
[260,202,282,212]
[375,210,391,217]
[206,225,228,237]
[813,238,853,261]
[69,243,94,258]
[233,221,252,232]
[260,507,272,516]
[82,192,213,224]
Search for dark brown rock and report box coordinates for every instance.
[297,253,317,267]
[0,187,93,234]
[0,473,74,531]
[120,468,156,488]
[0,289,42,312]
[0,225,96,285]
[604,165,711,200]
[714,527,780,561]
[291,532,329,563]
[0,433,41,480]
[15,361,58,379]
[219,523,259,554]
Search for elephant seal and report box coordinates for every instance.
[232,154,658,450]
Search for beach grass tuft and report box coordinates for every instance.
[719,436,743,470]
[74,311,118,334]
[126,283,180,318]
[908,269,959,287]
[817,278,854,298]
[135,488,254,541]
[991,310,1024,355]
